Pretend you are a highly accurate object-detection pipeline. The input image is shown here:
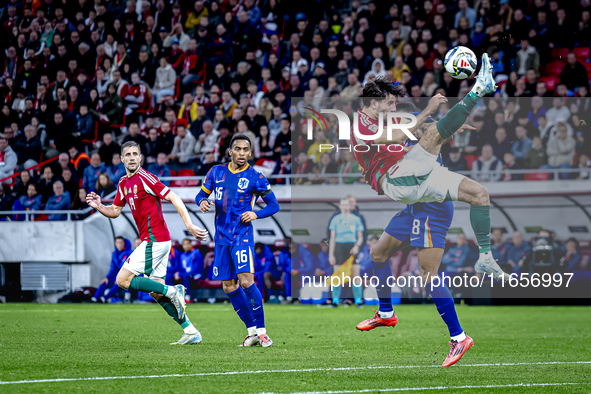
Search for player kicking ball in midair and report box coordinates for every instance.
[356,103,473,367]
[195,135,280,347]
[351,54,508,282]
[87,141,208,345]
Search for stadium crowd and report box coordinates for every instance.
[0,0,590,220]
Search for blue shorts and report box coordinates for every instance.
[384,202,454,249]
[212,244,255,281]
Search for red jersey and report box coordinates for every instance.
[113,169,172,242]
[351,109,405,192]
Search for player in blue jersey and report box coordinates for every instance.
[195,135,280,347]
[355,110,474,367]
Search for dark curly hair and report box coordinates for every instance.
[361,75,407,108]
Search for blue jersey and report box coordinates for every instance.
[384,136,454,248]
[199,164,273,246]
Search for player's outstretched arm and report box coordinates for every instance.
[165,191,208,241]
[86,192,123,218]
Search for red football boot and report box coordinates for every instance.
[356,309,399,331]
[442,335,474,367]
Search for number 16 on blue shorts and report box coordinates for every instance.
[212,245,255,281]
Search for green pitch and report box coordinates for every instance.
[1,303,590,393]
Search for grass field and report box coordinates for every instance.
[1,303,590,393]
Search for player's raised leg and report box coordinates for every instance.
[116,267,187,319]
[356,232,403,331]
[148,279,202,345]
[418,248,473,366]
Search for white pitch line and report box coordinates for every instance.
[0,308,232,313]
[256,382,591,394]
[0,361,589,386]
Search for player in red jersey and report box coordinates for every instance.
[87,141,208,345]
[351,58,509,283]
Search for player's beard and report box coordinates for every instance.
[125,162,139,174]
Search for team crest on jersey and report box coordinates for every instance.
[133,185,138,195]
[124,187,128,196]
[368,124,379,132]
[213,267,218,277]
[238,178,249,190]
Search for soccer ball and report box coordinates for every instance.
[443,46,477,80]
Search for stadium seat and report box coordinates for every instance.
[191,240,202,249]
[539,76,560,91]
[573,47,590,63]
[175,169,198,187]
[171,239,181,250]
[551,48,570,60]
[585,62,591,78]
[524,172,550,181]
[544,61,566,77]
[169,169,176,176]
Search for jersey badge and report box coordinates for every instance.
[124,186,128,196]
[238,178,249,190]
[133,184,138,195]
[368,124,379,132]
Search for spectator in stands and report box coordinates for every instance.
[254,242,275,296]
[68,146,90,178]
[60,167,78,200]
[502,152,524,181]
[147,153,171,186]
[441,234,472,273]
[158,121,175,155]
[13,124,42,170]
[286,240,316,303]
[454,0,477,28]
[122,123,147,147]
[544,99,571,137]
[444,147,469,172]
[45,181,71,221]
[194,121,219,159]
[315,152,339,184]
[153,57,177,105]
[166,244,181,287]
[98,133,120,166]
[514,39,540,77]
[169,124,197,164]
[196,151,216,176]
[178,94,199,128]
[512,125,533,160]
[72,104,94,144]
[524,136,547,169]
[307,130,330,163]
[0,134,17,185]
[13,183,42,219]
[83,153,106,192]
[175,239,204,302]
[91,237,131,303]
[507,231,529,273]
[270,148,291,185]
[560,53,589,91]
[71,187,90,221]
[564,238,582,272]
[471,144,503,182]
[95,173,115,198]
[143,128,162,165]
[106,153,125,185]
[542,122,575,179]
[91,83,124,134]
[491,228,509,270]
[0,186,13,220]
[38,165,57,204]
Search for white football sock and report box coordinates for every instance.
[451,331,467,342]
[183,323,197,335]
[247,326,257,336]
[379,310,394,319]
[256,327,267,336]
[165,285,176,298]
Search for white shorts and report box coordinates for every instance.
[123,241,171,279]
[381,144,464,205]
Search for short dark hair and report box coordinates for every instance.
[121,141,141,155]
[395,101,416,112]
[361,75,406,107]
[115,236,125,242]
[230,134,252,148]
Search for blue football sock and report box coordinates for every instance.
[332,285,341,305]
[284,273,292,299]
[227,287,255,329]
[373,260,393,313]
[244,283,265,329]
[352,281,363,304]
[426,280,463,337]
